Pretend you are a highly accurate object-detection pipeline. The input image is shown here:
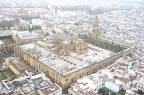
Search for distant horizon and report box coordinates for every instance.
[0,0,143,8]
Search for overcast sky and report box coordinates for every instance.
[25,0,143,6]
[0,0,144,7]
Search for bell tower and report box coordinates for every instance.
[91,16,101,40]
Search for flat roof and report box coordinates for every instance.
[38,84,61,95]
[69,71,107,94]
[19,41,115,76]
[0,73,60,95]
[17,31,39,40]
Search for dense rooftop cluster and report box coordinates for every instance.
[0,73,62,95]
[0,3,144,95]
[69,56,144,95]
[69,7,144,95]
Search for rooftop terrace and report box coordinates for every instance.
[0,73,61,95]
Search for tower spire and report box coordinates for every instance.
[91,16,101,40]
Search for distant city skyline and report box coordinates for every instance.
[0,0,144,7]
